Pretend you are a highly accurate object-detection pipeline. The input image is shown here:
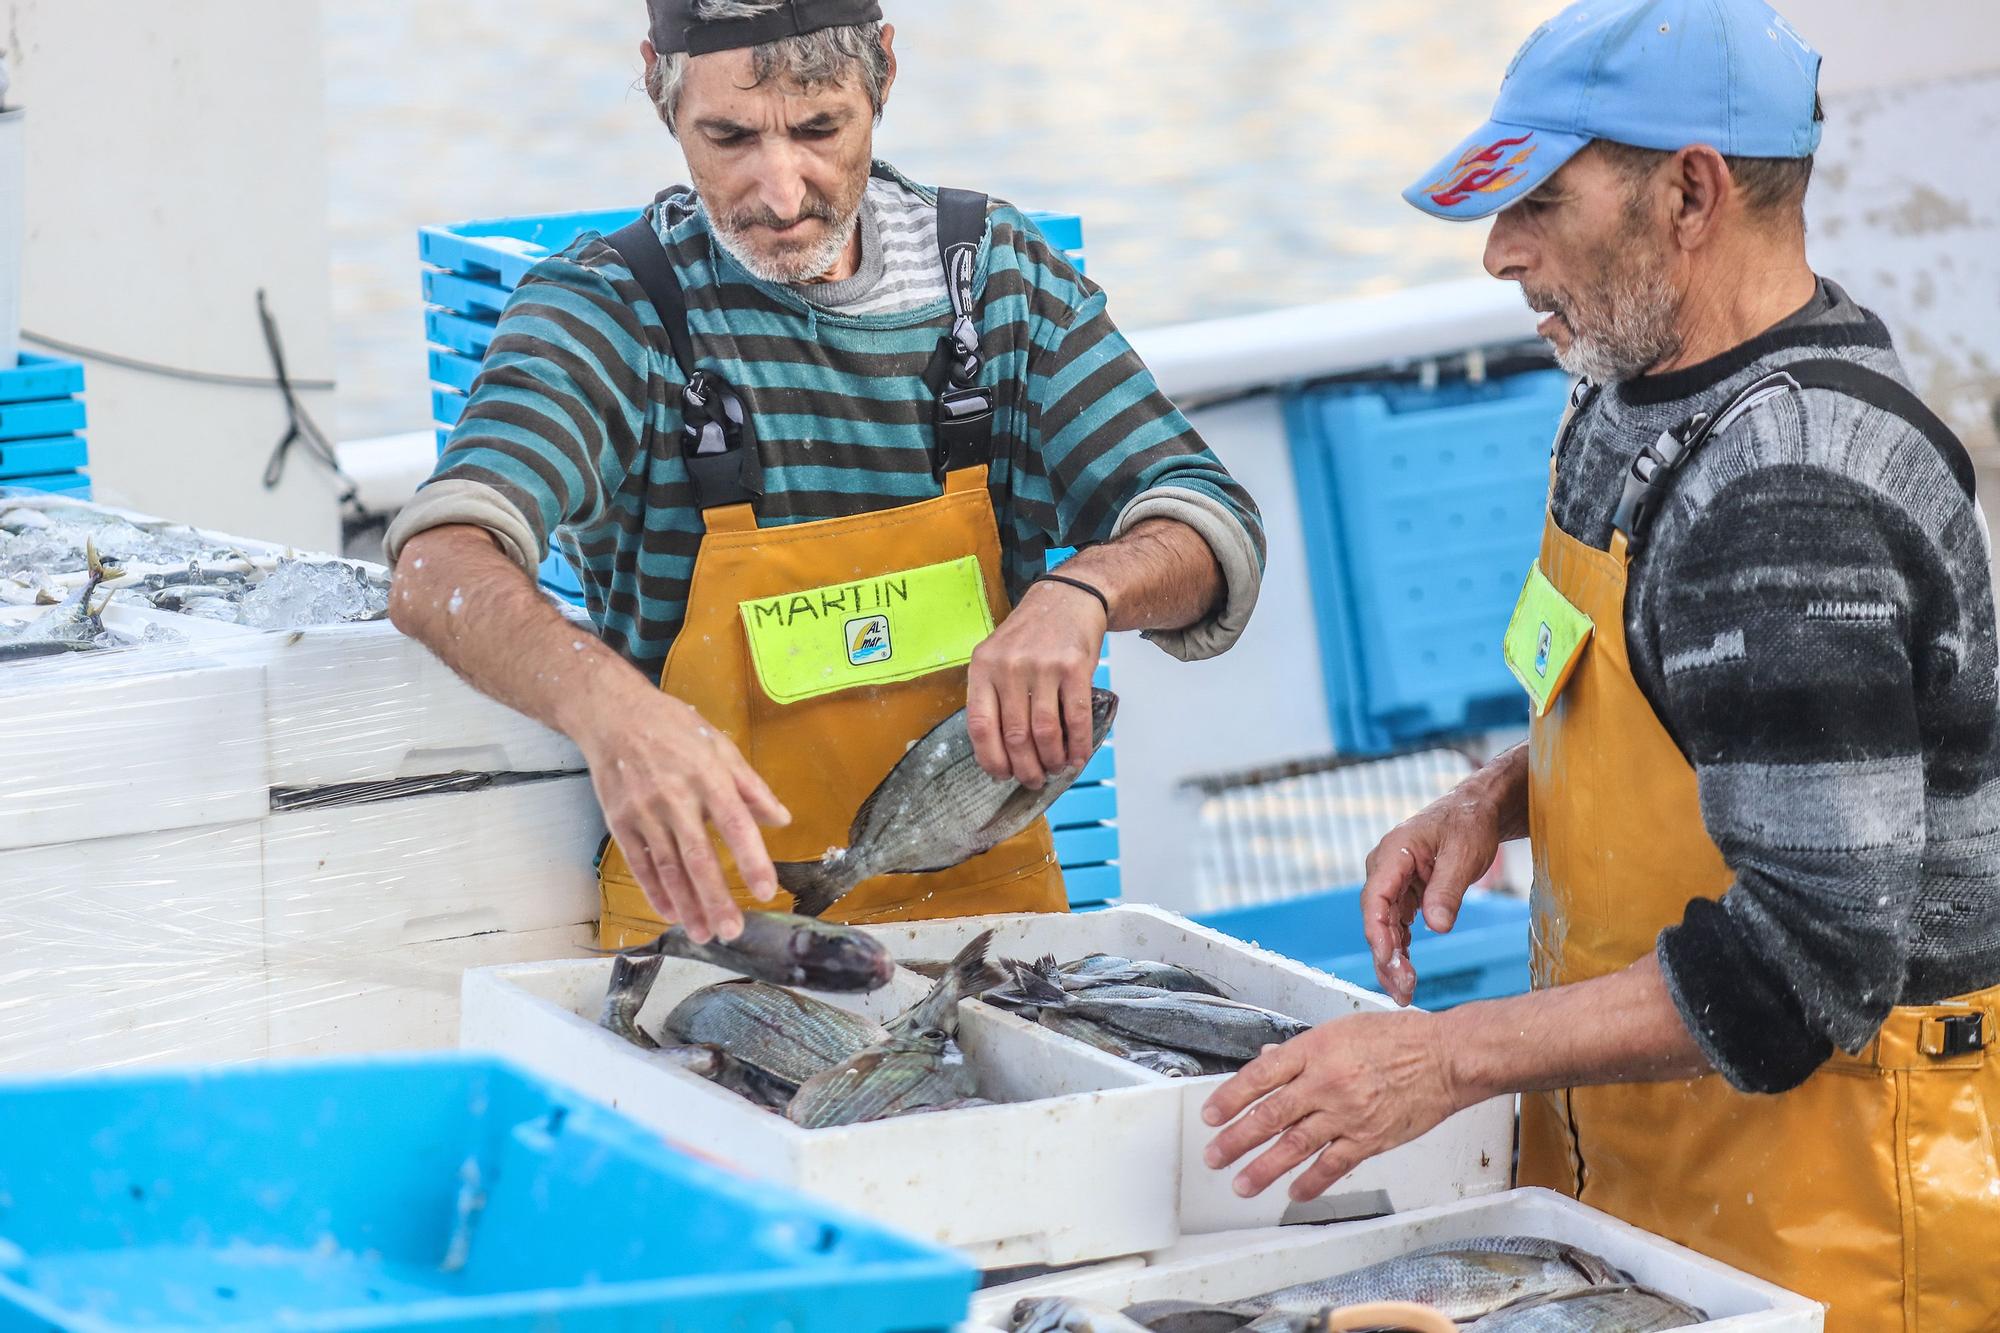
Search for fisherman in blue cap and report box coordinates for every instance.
[388,2,1263,944]
[1204,4,2000,1326]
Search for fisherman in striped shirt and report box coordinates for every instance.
[386,0,1264,946]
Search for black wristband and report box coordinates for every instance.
[1034,571,1112,623]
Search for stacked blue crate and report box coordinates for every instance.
[0,354,90,499]
[1284,368,1573,754]
[419,207,1085,605]
[420,207,1117,905]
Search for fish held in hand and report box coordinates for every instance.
[775,689,1118,918]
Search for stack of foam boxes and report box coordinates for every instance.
[0,498,602,1075]
[0,353,90,498]
[418,207,1119,909]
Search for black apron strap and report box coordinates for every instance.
[932,187,993,479]
[1612,359,1977,551]
[604,203,757,511]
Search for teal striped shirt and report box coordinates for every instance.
[401,164,1264,680]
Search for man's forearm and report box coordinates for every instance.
[389,524,655,741]
[1470,742,1531,842]
[1437,953,1711,1109]
[1054,517,1220,633]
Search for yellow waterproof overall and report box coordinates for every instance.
[597,465,1067,946]
[1516,503,2000,1330]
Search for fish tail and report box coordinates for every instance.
[775,854,852,918]
[1008,956,1069,1007]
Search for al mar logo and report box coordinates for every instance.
[1535,622,1553,678]
[846,615,892,666]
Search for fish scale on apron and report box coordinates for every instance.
[593,187,1066,946]
[1507,370,2000,1331]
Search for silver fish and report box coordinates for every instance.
[1061,954,1228,996]
[787,931,994,1128]
[1118,1302,1259,1333]
[599,911,895,1048]
[0,540,115,662]
[659,980,887,1091]
[1011,1295,1158,1332]
[1057,991,1311,1063]
[1036,1007,1205,1077]
[1463,1283,1706,1331]
[774,689,1118,917]
[1233,1238,1627,1325]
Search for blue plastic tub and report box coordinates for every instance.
[1286,370,1571,753]
[0,1054,975,1333]
[1195,885,1531,1010]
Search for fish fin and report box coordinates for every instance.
[775,855,851,918]
[1009,957,1069,1007]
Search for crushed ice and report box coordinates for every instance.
[235,560,391,630]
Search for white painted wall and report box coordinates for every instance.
[4,0,343,551]
[1790,0,2000,96]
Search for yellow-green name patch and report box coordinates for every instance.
[1503,562,1593,717]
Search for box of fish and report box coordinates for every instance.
[460,913,1185,1269]
[0,1053,979,1333]
[866,905,1516,1235]
[963,1187,1823,1332]
[0,493,584,809]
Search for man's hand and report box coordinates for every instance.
[967,579,1106,789]
[577,677,791,944]
[1201,1011,1463,1201]
[1360,747,1525,1005]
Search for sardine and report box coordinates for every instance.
[0,539,115,662]
[1463,1283,1705,1331]
[659,979,886,1091]
[787,931,994,1128]
[1055,991,1310,1062]
[1036,1007,1205,1077]
[1232,1238,1627,1325]
[599,911,895,1048]
[774,689,1118,917]
[1011,1295,1158,1332]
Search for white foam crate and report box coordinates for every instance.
[962,1188,1824,1332]
[266,922,594,1058]
[867,905,1515,1233]
[0,605,269,851]
[0,821,270,1072]
[460,951,1183,1268]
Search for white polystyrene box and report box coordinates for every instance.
[460,952,1183,1268]
[265,922,593,1059]
[963,1188,1824,1332]
[0,611,269,852]
[866,905,1515,1233]
[0,821,269,1073]
[260,774,605,957]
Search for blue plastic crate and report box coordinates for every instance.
[1062,863,1122,909]
[0,435,88,480]
[427,307,498,359]
[1195,884,1531,1010]
[0,1054,975,1333]
[0,353,84,404]
[1286,370,1571,753]
[429,346,483,395]
[0,471,90,498]
[1047,783,1116,828]
[0,397,85,443]
[433,385,466,427]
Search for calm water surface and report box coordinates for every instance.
[325,0,1551,439]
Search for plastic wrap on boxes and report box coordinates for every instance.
[0,492,603,1074]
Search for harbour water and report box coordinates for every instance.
[325,0,1552,440]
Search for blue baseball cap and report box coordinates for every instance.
[1405,0,1822,221]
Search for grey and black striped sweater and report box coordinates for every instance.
[1553,280,2000,1093]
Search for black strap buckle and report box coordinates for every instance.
[1932,1012,1986,1058]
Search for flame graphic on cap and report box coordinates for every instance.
[1427,132,1538,208]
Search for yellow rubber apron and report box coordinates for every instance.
[598,464,1067,946]
[1514,507,2000,1330]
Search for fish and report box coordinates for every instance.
[787,931,994,1128]
[1053,990,1311,1063]
[659,980,887,1092]
[1226,1238,1627,1326]
[1035,1007,1206,1077]
[774,689,1118,917]
[1118,1302,1261,1333]
[1060,954,1228,996]
[0,540,116,662]
[598,911,895,1048]
[1011,1296,1159,1332]
[881,1095,995,1118]
[1462,1283,1706,1331]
